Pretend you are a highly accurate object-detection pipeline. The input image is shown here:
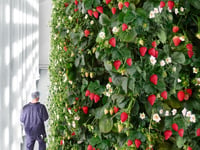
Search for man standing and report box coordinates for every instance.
[20,91,49,150]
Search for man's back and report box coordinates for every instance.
[20,102,48,137]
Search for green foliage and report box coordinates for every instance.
[48,0,200,149]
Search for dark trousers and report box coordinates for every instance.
[26,135,46,150]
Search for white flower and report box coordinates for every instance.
[150,56,157,65]
[159,7,163,13]
[196,78,200,86]
[112,27,119,34]
[67,30,69,33]
[190,114,196,123]
[68,122,71,126]
[105,92,111,97]
[180,36,185,41]
[68,16,73,21]
[90,20,94,25]
[106,83,111,89]
[165,57,172,64]
[182,108,187,116]
[154,8,159,14]
[72,121,76,127]
[140,112,146,120]
[85,14,88,19]
[177,78,182,83]
[172,109,177,116]
[153,113,161,123]
[74,116,80,120]
[172,67,176,72]
[193,67,198,74]
[128,26,132,30]
[149,11,155,18]
[180,7,184,12]
[57,115,59,120]
[159,109,164,115]
[168,8,172,13]
[108,88,113,94]
[175,8,179,15]
[165,111,170,116]
[160,60,166,66]
[68,109,72,114]
[69,80,73,84]
[186,111,192,117]
[99,32,106,39]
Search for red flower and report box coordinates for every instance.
[127,139,133,146]
[118,2,123,10]
[82,106,88,114]
[126,58,132,66]
[164,130,172,140]
[113,106,119,113]
[109,37,116,47]
[177,91,185,101]
[172,123,178,131]
[85,90,90,96]
[113,60,121,70]
[124,2,130,8]
[121,112,128,122]
[122,23,128,31]
[135,139,142,148]
[150,74,158,85]
[148,94,156,106]
[160,1,165,8]
[111,7,116,15]
[84,30,90,37]
[172,26,179,33]
[96,6,103,14]
[168,1,175,10]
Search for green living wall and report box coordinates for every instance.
[48,0,200,149]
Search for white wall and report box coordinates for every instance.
[39,0,51,69]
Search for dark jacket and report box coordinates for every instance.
[20,102,49,137]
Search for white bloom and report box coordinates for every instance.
[72,121,76,128]
[85,14,88,19]
[149,11,155,18]
[154,8,159,14]
[150,56,157,65]
[68,109,72,114]
[168,8,172,13]
[68,122,71,126]
[182,108,187,116]
[105,92,111,97]
[196,78,200,86]
[68,16,73,21]
[193,67,198,74]
[180,7,184,12]
[140,112,146,120]
[177,78,182,83]
[153,113,161,123]
[190,114,196,123]
[172,67,176,72]
[106,83,111,89]
[159,109,164,115]
[159,7,163,13]
[180,36,185,41]
[112,27,119,34]
[160,60,166,66]
[165,57,172,64]
[99,32,106,39]
[175,8,179,15]
[69,80,73,84]
[186,111,192,117]
[172,109,177,116]
[90,20,94,25]
[74,116,80,120]
[108,88,113,94]
[128,26,132,30]
[67,30,69,33]
[165,111,170,116]
[57,115,59,120]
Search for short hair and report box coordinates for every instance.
[31,91,40,99]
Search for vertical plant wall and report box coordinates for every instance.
[49,0,200,149]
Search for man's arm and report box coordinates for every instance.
[20,109,24,124]
[42,105,49,121]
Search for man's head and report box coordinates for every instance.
[31,91,40,102]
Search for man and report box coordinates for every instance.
[20,91,49,150]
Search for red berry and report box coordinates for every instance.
[111,7,116,14]
[118,2,123,10]
[124,2,130,8]
[173,36,181,46]
[94,94,100,103]
[113,106,119,113]
[126,58,132,66]
[178,128,184,137]
[87,145,93,150]
[186,43,193,51]
[85,90,90,96]
[82,106,88,114]
[127,139,133,146]
[109,77,112,83]
[177,91,185,101]
[196,128,200,136]
[160,1,165,8]
[187,147,192,150]
[161,91,167,100]
[121,112,128,122]
[150,74,158,85]
[168,1,175,10]
[93,11,99,19]
[172,123,178,131]
[88,10,93,16]
[186,89,192,96]
[96,6,103,14]
[148,94,156,106]
[164,130,172,140]
[89,93,95,100]
[135,139,142,148]
[139,47,147,56]
[84,30,90,37]
[172,26,179,33]
[64,3,69,7]
[106,0,111,5]
[113,60,121,70]
[152,41,156,48]
[187,50,194,58]
[109,37,116,47]
[60,139,64,145]
[122,23,128,31]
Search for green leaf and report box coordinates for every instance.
[124,10,136,23]
[89,136,101,146]
[190,0,200,9]
[104,61,112,71]
[128,78,135,92]
[118,29,137,42]
[121,77,128,93]
[176,136,185,148]
[172,52,186,64]
[99,14,111,26]
[99,116,113,133]
[84,0,93,9]
[93,0,101,7]
[75,56,80,67]
[157,30,167,43]
[80,54,85,66]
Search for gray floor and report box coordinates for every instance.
[21,69,49,150]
